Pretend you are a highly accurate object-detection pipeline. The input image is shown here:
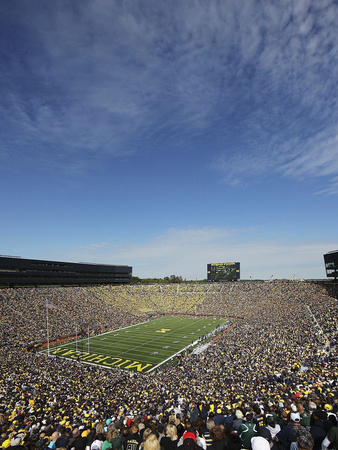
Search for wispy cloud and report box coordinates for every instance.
[315,176,338,196]
[50,226,334,280]
[280,127,338,179]
[0,0,337,192]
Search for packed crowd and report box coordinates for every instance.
[1,281,338,450]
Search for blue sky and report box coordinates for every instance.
[1,0,338,280]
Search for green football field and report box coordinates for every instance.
[41,316,229,373]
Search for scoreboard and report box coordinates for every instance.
[324,251,338,279]
[207,262,240,281]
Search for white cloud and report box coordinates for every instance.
[54,227,334,280]
[1,0,338,192]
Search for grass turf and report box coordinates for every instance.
[41,315,228,373]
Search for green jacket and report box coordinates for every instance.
[238,421,258,449]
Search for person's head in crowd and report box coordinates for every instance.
[182,430,198,450]
[235,410,243,420]
[257,426,271,443]
[296,428,314,450]
[290,412,301,424]
[168,415,176,424]
[206,420,215,432]
[210,426,225,442]
[310,410,326,426]
[121,427,129,439]
[130,424,139,436]
[106,429,115,444]
[165,424,178,441]
[143,434,160,450]
[266,415,275,428]
[226,433,242,450]
[96,423,104,435]
[254,406,261,416]
[251,436,270,450]
[111,429,122,450]
[141,429,153,444]
[10,432,25,447]
[245,413,253,423]
[327,413,338,427]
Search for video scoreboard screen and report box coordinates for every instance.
[207,262,240,281]
[324,251,338,279]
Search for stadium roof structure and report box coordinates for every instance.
[0,255,132,287]
[324,250,338,280]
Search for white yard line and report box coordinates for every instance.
[45,316,227,373]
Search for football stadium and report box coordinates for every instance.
[1,256,338,450]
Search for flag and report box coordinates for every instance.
[47,302,58,310]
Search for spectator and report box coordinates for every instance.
[161,425,179,450]
[237,414,258,450]
[310,411,332,450]
[206,426,227,450]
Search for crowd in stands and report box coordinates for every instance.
[0,281,338,450]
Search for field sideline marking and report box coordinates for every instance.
[86,316,213,361]
[44,315,227,372]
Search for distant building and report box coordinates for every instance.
[324,251,338,280]
[0,255,132,287]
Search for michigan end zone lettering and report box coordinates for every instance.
[50,347,152,372]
